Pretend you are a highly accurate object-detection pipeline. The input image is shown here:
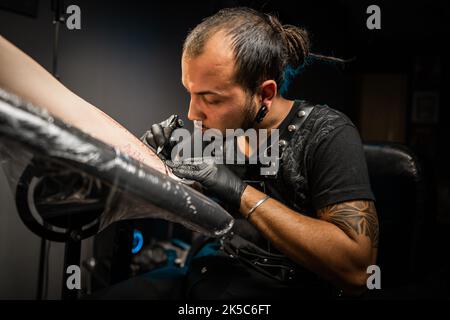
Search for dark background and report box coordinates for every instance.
[0,0,449,298]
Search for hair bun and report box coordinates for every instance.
[281,24,310,68]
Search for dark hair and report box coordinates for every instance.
[183,7,345,96]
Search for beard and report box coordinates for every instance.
[240,94,258,130]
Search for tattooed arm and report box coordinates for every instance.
[0,35,166,173]
[317,201,379,248]
[240,186,379,295]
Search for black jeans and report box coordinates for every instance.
[85,266,186,300]
[86,254,333,300]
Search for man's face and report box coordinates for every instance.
[181,31,258,134]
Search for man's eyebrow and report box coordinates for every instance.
[195,90,223,96]
[181,84,224,96]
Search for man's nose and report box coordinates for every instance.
[187,98,205,122]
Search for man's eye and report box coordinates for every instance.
[204,97,221,105]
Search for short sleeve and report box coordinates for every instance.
[308,124,375,210]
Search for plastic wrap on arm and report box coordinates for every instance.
[0,88,234,239]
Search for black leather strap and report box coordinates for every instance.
[279,103,314,146]
[260,102,314,179]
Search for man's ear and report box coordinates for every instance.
[259,80,277,111]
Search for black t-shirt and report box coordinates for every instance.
[186,100,375,299]
[268,99,374,210]
[227,100,375,247]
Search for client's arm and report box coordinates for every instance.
[0,35,166,174]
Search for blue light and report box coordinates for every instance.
[132,229,144,254]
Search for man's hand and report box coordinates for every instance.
[140,114,183,160]
[167,158,247,209]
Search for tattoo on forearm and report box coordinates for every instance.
[120,143,144,162]
[317,201,379,248]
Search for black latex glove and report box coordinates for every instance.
[167,158,247,209]
[140,114,184,160]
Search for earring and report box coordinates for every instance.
[254,105,268,123]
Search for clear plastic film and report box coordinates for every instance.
[0,88,234,242]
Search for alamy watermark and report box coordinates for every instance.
[366,5,381,30]
[58,4,81,30]
[169,121,280,176]
[66,265,81,290]
[64,264,382,291]
[62,5,381,32]
[367,264,381,289]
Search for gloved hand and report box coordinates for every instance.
[140,114,184,160]
[167,158,247,209]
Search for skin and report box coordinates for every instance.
[182,30,378,295]
[0,35,167,174]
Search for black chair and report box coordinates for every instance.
[363,142,429,293]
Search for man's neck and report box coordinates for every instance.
[255,96,295,131]
[237,97,295,159]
